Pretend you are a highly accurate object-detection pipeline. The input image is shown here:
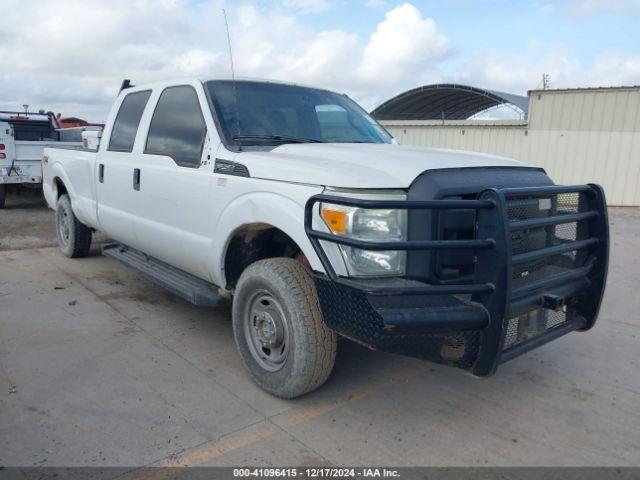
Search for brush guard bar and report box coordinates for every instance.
[304,184,609,377]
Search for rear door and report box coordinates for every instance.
[95,89,152,247]
[125,83,220,280]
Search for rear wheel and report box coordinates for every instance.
[56,194,92,258]
[0,184,6,209]
[232,258,337,398]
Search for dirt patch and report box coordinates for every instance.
[0,188,108,251]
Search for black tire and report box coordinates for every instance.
[55,194,92,258]
[232,258,337,398]
[0,184,6,209]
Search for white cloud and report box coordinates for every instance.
[457,44,640,95]
[583,55,640,86]
[0,1,454,118]
[0,0,229,119]
[281,30,361,86]
[458,45,578,93]
[540,0,640,17]
[571,0,640,15]
[0,1,638,121]
[365,0,387,8]
[281,0,332,14]
[358,3,451,86]
[226,3,452,107]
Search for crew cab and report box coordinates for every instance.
[42,78,609,398]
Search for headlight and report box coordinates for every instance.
[320,189,407,277]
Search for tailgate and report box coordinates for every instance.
[15,141,81,161]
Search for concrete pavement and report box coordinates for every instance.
[0,192,639,467]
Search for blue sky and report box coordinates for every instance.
[275,0,640,90]
[284,0,638,58]
[1,0,639,120]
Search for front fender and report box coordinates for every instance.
[210,188,325,287]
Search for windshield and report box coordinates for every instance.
[205,81,392,147]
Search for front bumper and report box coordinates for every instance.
[305,184,609,376]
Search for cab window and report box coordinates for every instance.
[108,90,151,152]
[145,86,207,168]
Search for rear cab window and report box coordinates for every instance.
[108,90,152,152]
[144,85,207,168]
[315,105,354,142]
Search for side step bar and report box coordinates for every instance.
[102,243,230,307]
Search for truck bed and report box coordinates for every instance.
[1,141,83,185]
[44,144,95,152]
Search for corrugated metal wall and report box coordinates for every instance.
[381,87,640,206]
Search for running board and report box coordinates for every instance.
[102,243,230,307]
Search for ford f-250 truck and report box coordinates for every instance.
[42,78,609,398]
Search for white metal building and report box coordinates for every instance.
[376,85,640,206]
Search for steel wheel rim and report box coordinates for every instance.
[57,207,70,246]
[244,289,290,372]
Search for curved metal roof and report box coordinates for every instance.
[372,83,529,120]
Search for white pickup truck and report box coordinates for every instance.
[43,78,609,398]
[0,110,87,208]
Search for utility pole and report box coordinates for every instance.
[542,73,550,90]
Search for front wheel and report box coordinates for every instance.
[56,194,92,258]
[232,258,337,398]
[0,184,6,209]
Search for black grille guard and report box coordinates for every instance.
[304,184,609,377]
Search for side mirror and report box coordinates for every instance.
[82,129,102,151]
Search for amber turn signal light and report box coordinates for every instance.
[321,208,347,234]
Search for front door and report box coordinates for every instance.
[126,83,219,281]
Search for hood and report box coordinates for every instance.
[233,143,529,189]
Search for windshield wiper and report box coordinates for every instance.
[232,134,323,144]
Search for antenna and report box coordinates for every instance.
[222,8,242,150]
[542,73,550,90]
[223,9,235,81]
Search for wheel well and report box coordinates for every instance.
[224,224,303,289]
[54,177,67,199]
